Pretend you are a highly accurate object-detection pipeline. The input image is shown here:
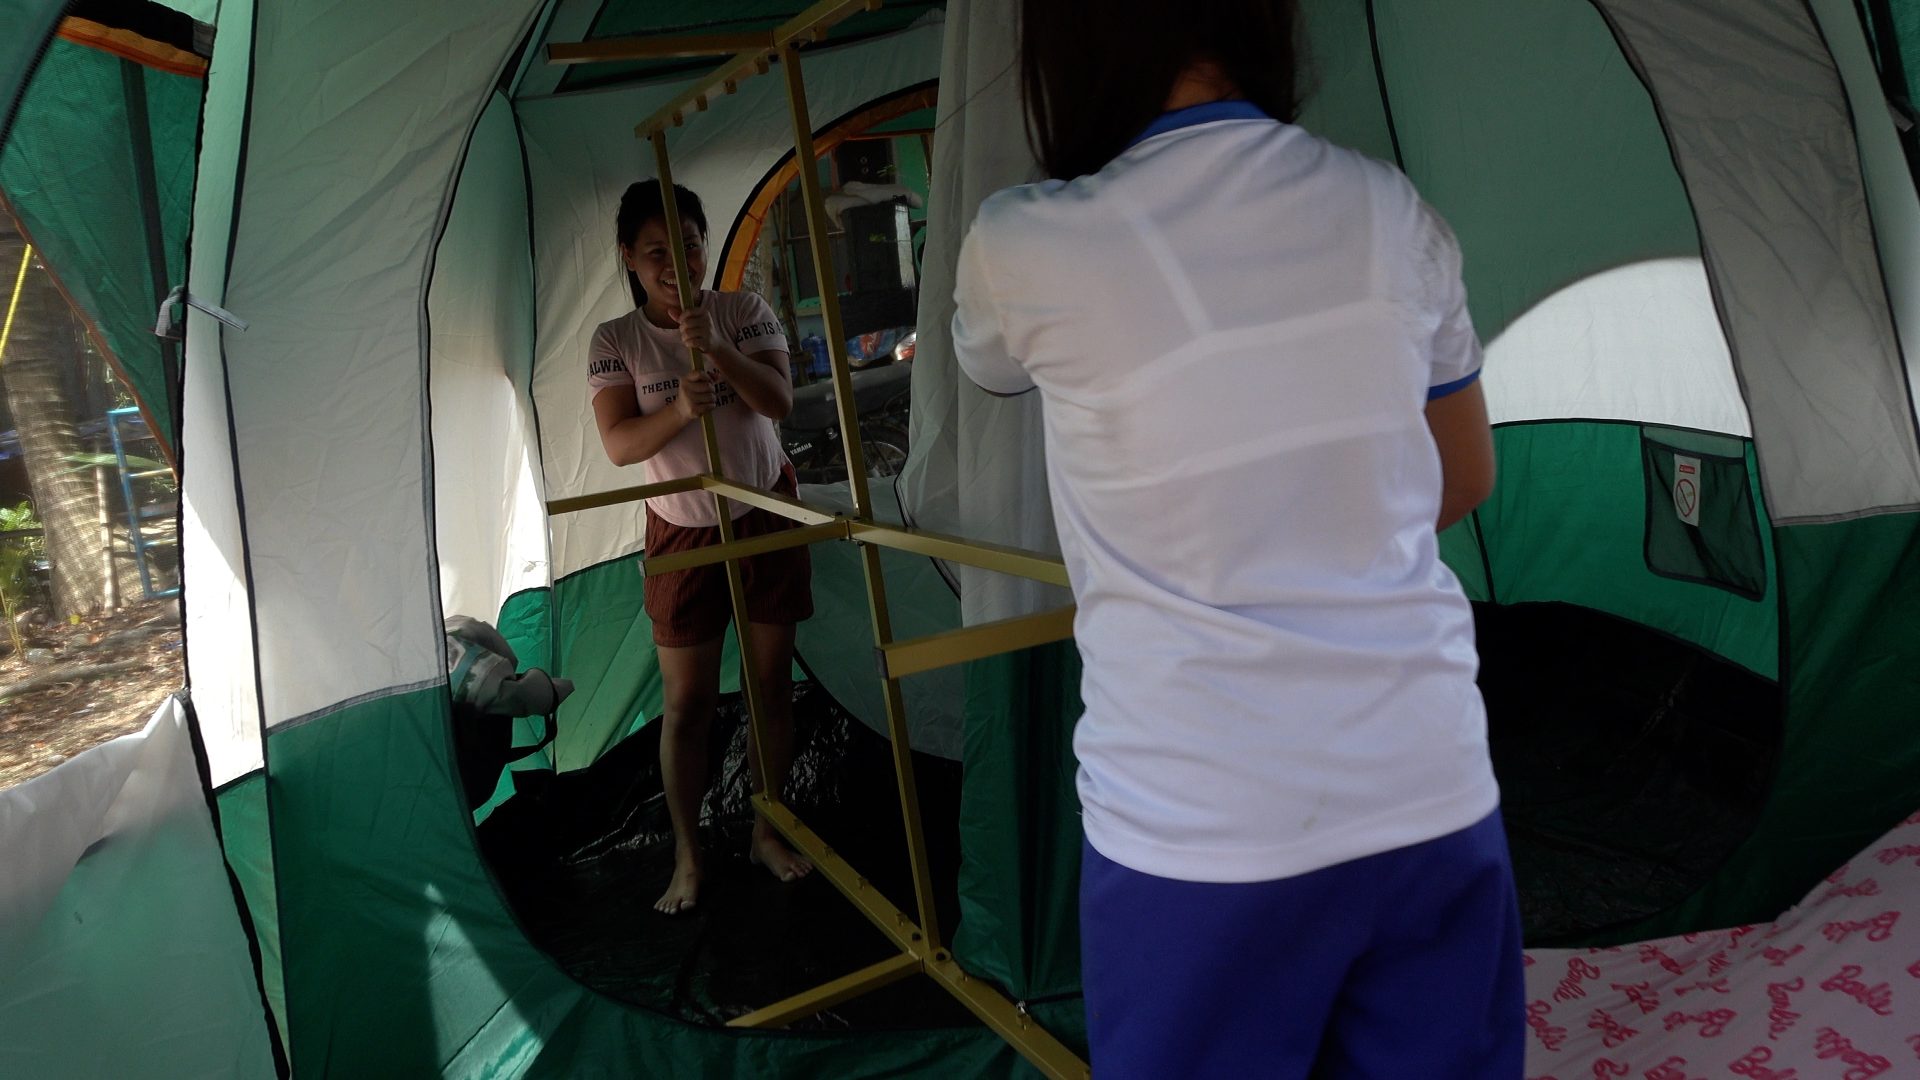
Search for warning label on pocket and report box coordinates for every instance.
[1674,454,1702,527]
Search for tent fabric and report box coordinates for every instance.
[215,771,288,1048]
[508,0,597,101]
[953,643,1086,1002]
[1356,0,1755,436]
[1810,0,1920,413]
[264,683,1046,1077]
[1365,0,1703,366]
[0,698,277,1079]
[1596,0,1920,523]
[2,34,198,455]
[0,0,64,143]
[220,0,542,730]
[429,90,548,629]
[179,0,260,787]
[1625,510,1920,942]
[897,0,1070,627]
[1873,0,1920,115]
[1465,422,1777,678]
[553,0,944,94]
[1480,258,1748,434]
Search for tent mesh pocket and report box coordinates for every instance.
[1641,434,1765,600]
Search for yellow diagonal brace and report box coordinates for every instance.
[642,520,846,577]
[847,520,1070,587]
[878,606,1076,680]
[700,475,843,526]
[756,798,1088,1079]
[752,794,926,952]
[925,953,1091,1080]
[725,951,921,1030]
[545,474,706,517]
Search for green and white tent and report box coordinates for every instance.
[3,0,1919,1076]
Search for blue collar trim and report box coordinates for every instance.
[1129,100,1271,148]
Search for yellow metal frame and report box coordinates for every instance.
[546,13,1089,1077]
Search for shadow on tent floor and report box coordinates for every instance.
[1477,601,1783,944]
[476,682,978,1030]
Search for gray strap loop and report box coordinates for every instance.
[154,285,249,339]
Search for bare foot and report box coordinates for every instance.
[748,831,814,883]
[655,854,701,915]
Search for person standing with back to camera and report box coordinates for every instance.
[952,2,1522,1076]
[589,180,815,916]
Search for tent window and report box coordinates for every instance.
[1640,432,1766,600]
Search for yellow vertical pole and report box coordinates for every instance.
[0,244,32,365]
[649,130,772,794]
[778,42,942,948]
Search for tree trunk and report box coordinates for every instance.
[0,217,110,618]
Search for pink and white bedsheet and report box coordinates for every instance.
[1523,811,1920,1079]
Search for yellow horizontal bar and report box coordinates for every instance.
[878,607,1076,680]
[634,0,885,137]
[725,952,921,1029]
[545,475,705,517]
[641,520,847,577]
[700,475,843,526]
[548,31,774,65]
[847,521,1070,588]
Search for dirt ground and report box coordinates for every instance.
[0,598,184,791]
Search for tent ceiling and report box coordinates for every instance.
[552,0,943,93]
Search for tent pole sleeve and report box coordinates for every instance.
[778,39,944,949]
[118,57,183,450]
[650,129,773,797]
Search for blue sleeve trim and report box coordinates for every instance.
[1427,368,1482,401]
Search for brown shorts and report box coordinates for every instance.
[643,463,815,647]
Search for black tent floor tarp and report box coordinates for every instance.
[474,600,1782,1024]
[476,683,980,1030]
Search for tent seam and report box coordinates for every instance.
[269,676,451,737]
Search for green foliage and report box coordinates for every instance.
[0,501,44,657]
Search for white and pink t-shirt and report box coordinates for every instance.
[587,291,791,527]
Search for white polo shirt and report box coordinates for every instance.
[954,102,1498,884]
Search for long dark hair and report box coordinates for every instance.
[615,179,708,308]
[1018,0,1306,181]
